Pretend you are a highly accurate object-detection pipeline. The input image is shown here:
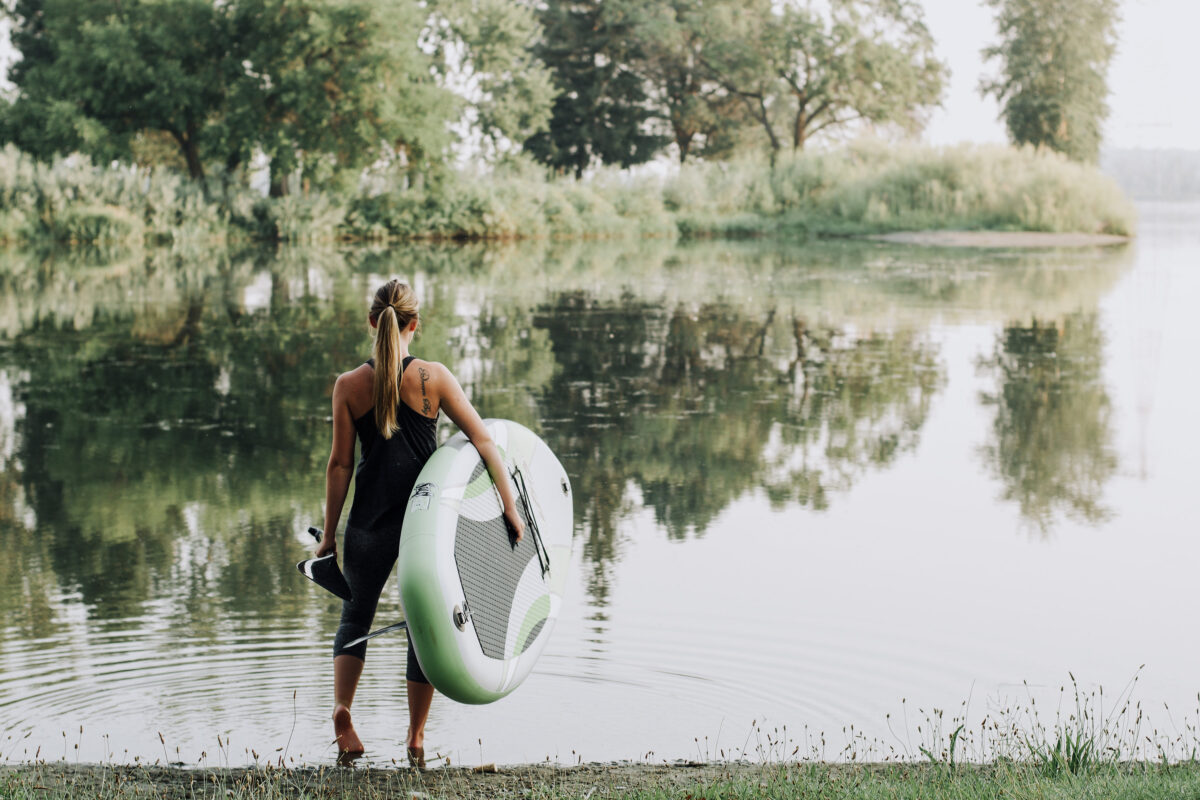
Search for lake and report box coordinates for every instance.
[0,201,1197,767]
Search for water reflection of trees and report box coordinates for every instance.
[0,238,1130,627]
[535,296,943,607]
[977,314,1117,532]
[2,296,369,626]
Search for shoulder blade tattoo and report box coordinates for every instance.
[419,366,432,415]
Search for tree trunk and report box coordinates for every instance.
[676,129,694,163]
[182,122,204,181]
[168,126,205,181]
[182,142,204,181]
[269,171,290,198]
[792,104,807,151]
[757,97,781,154]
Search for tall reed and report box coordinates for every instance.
[0,141,1136,248]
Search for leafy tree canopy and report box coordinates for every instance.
[424,0,558,155]
[231,0,455,192]
[2,0,240,175]
[525,0,668,178]
[690,0,947,155]
[1,0,550,186]
[611,0,755,162]
[587,0,946,163]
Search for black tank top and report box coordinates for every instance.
[346,356,439,531]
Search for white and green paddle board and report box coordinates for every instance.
[397,419,573,704]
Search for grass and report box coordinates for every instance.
[0,141,1136,248]
[2,761,1200,799]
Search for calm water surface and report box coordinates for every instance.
[0,202,1197,766]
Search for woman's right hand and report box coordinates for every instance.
[505,507,525,543]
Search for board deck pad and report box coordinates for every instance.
[453,470,541,659]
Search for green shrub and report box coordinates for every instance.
[254,193,348,242]
[48,203,144,244]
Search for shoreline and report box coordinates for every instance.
[863,230,1132,248]
[4,759,1200,799]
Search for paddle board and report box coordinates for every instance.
[397,419,573,704]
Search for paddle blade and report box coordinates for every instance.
[297,553,353,601]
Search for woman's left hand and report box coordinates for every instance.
[314,533,337,558]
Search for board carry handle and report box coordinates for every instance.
[510,466,550,578]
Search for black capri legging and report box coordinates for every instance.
[332,525,428,684]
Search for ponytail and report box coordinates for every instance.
[369,280,420,439]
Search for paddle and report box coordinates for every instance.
[301,527,408,648]
[296,527,353,601]
[343,621,408,649]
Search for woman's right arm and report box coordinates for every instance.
[431,363,525,541]
[317,374,356,556]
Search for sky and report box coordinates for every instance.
[0,0,1195,151]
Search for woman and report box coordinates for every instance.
[314,278,524,766]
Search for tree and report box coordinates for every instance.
[3,0,240,178]
[981,0,1119,164]
[693,0,947,156]
[524,0,668,177]
[612,0,755,162]
[1,0,458,186]
[231,0,455,194]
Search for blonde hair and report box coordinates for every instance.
[369,279,419,439]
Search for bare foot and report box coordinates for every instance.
[333,704,364,762]
[405,726,425,769]
[405,726,424,750]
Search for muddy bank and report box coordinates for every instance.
[864,230,1131,248]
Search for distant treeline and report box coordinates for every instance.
[1101,149,1200,200]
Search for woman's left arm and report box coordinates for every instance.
[433,363,525,541]
[318,374,357,556]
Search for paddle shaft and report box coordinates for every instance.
[343,621,408,649]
